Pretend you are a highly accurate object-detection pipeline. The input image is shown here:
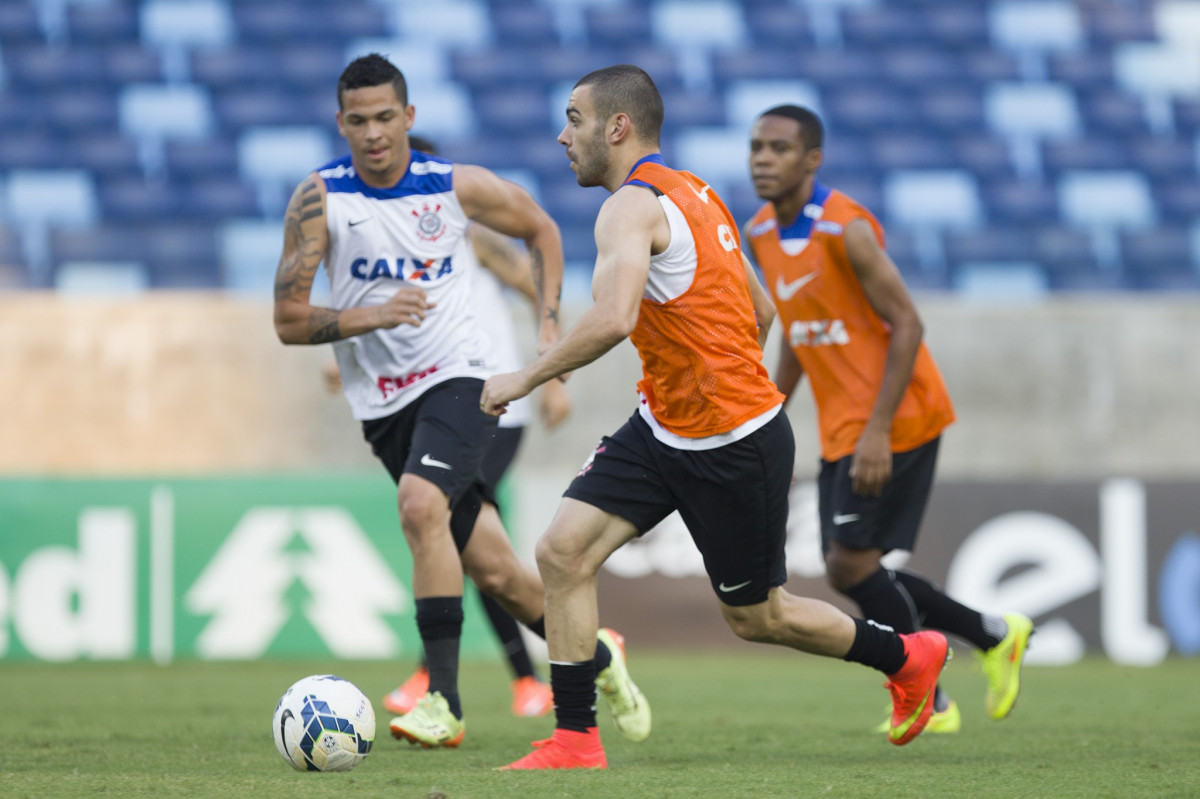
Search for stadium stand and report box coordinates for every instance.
[0,0,1197,292]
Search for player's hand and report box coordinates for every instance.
[538,377,571,431]
[481,371,532,417]
[375,286,434,329]
[321,361,342,394]
[850,427,892,497]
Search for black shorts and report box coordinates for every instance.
[818,436,940,555]
[564,409,793,607]
[361,377,499,552]
[480,425,523,498]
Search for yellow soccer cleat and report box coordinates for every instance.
[388,691,465,748]
[595,628,652,742]
[978,612,1035,720]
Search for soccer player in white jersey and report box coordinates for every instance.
[273,54,639,749]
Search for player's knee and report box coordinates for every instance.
[824,551,873,594]
[721,604,777,644]
[534,529,585,584]
[397,484,447,542]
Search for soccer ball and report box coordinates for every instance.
[272,674,376,772]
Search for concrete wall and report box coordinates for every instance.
[2,293,1198,481]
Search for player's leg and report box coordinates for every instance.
[501,421,671,770]
[385,379,498,747]
[475,424,553,715]
[819,439,962,730]
[675,410,948,746]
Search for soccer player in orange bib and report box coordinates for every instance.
[744,104,1034,734]
[481,66,950,770]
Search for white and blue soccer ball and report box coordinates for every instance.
[273,674,376,772]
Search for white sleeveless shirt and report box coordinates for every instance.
[320,152,495,420]
[465,235,531,428]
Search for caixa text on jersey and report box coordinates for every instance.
[377,365,439,399]
[350,256,454,282]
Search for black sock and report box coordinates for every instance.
[843,568,919,634]
[893,570,1004,651]
[415,596,464,718]
[549,661,597,732]
[843,617,907,675]
[480,594,536,679]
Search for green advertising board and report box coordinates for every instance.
[0,475,501,662]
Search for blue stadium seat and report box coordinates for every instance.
[743,4,810,49]
[1042,136,1131,174]
[952,136,1017,181]
[584,4,654,49]
[989,0,1085,80]
[67,1,138,43]
[179,177,260,221]
[237,125,333,217]
[924,5,988,50]
[842,5,926,49]
[49,224,148,267]
[99,176,181,222]
[870,134,958,171]
[143,222,221,288]
[883,169,984,230]
[71,132,142,177]
[1058,169,1157,230]
[0,222,29,286]
[453,48,541,90]
[944,227,1039,267]
[818,171,883,217]
[724,79,821,131]
[1120,226,1195,280]
[651,0,748,90]
[474,87,555,134]
[1032,225,1111,290]
[388,0,493,48]
[191,46,278,89]
[0,3,40,40]
[490,4,559,45]
[1088,1,1158,47]
[101,43,164,84]
[823,84,919,136]
[951,261,1049,299]
[6,42,106,87]
[44,88,117,134]
[1047,51,1115,91]
[1126,135,1195,181]
[660,88,726,128]
[218,218,285,295]
[233,3,385,44]
[4,168,100,285]
[1079,88,1150,137]
[165,138,240,180]
[213,86,306,131]
[0,131,58,170]
[713,48,806,84]
[1152,179,1200,224]
[981,177,1060,225]
[139,0,235,82]
[917,86,986,136]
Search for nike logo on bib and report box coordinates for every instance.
[718,580,752,593]
[691,184,711,203]
[420,453,453,470]
[776,271,817,301]
[833,512,860,525]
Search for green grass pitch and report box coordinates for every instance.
[4,651,1197,798]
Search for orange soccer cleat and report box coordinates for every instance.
[885,631,951,746]
[498,728,607,770]
[382,666,429,716]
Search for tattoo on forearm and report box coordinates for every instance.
[307,307,341,344]
[273,178,324,302]
[530,246,560,323]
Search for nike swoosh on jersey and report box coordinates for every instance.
[718,579,752,593]
[833,512,860,525]
[691,184,711,203]
[776,271,818,301]
[348,217,373,227]
[420,453,453,470]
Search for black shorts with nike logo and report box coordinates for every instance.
[361,377,499,552]
[817,436,940,555]
[563,408,793,607]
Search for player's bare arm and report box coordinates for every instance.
[457,165,564,354]
[273,174,432,345]
[844,217,924,496]
[741,250,775,351]
[469,225,538,304]
[480,185,658,416]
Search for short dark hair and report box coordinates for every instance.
[408,135,438,156]
[338,53,407,109]
[760,105,823,151]
[574,64,664,144]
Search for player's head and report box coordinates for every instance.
[337,53,407,108]
[749,105,824,203]
[559,64,663,188]
[336,54,415,184]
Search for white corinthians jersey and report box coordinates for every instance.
[320,152,495,420]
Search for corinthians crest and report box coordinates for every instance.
[412,202,446,241]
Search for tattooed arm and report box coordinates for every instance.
[455,164,563,355]
[273,174,433,345]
